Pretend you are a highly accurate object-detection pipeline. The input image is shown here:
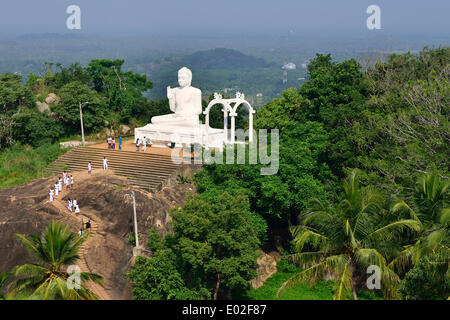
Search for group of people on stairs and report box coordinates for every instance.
[48,171,80,214]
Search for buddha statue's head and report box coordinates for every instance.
[178,67,192,88]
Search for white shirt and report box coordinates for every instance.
[103,158,108,165]
[88,163,92,171]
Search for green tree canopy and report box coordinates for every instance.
[0,73,35,114]
[54,81,107,134]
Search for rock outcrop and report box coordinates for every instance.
[250,251,281,289]
[36,93,60,113]
[0,169,195,299]
[118,125,131,136]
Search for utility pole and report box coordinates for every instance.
[131,191,139,249]
[127,191,141,256]
[79,101,89,146]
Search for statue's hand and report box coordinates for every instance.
[167,86,174,99]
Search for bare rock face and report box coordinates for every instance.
[0,170,195,300]
[0,177,79,272]
[250,251,281,289]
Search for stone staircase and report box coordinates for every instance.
[47,147,182,191]
[49,184,110,300]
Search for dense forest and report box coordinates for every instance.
[128,47,449,300]
[0,47,448,300]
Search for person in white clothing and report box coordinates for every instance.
[103,157,108,170]
[67,199,73,212]
[54,182,59,196]
[78,229,84,237]
[142,136,147,152]
[74,204,80,214]
[88,162,92,174]
[49,188,54,202]
[70,175,74,188]
[58,177,62,192]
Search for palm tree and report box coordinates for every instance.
[277,169,421,300]
[390,172,449,274]
[0,272,12,300]
[6,220,103,300]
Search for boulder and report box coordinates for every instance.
[36,101,49,112]
[103,128,115,138]
[250,251,280,289]
[45,93,59,105]
[118,125,131,136]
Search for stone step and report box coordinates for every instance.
[46,168,169,184]
[66,147,182,162]
[47,164,175,177]
[48,157,178,170]
[47,146,184,191]
[54,148,180,164]
[54,153,180,168]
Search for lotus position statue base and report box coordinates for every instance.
[134,123,225,149]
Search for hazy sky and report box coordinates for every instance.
[0,0,449,37]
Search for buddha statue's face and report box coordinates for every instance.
[178,70,191,88]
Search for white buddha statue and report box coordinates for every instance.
[135,67,227,149]
[151,67,202,127]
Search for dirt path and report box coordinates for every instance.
[48,169,112,300]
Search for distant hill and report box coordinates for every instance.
[143,48,297,104]
[17,33,84,40]
[182,48,274,70]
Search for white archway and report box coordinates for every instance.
[204,94,232,147]
[230,99,255,144]
[203,92,255,147]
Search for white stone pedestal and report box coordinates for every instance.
[134,123,225,150]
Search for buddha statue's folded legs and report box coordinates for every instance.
[151,113,200,127]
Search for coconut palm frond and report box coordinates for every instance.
[79,272,103,285]
[388,245,415,275]
[276,254,348,297]
[440,208,450,225]
[302,210,334,226]
[333,263,352,300]
[392,200,421,223]
[284,251,329,266]
[380,265,401,299]
[367,219,421,242]
[344,219,357,247]
[424,229,447,252]
[355,248,387,268]
[291,227,329,252]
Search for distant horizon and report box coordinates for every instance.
[0,0,449,39]
[2,29,450,40]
